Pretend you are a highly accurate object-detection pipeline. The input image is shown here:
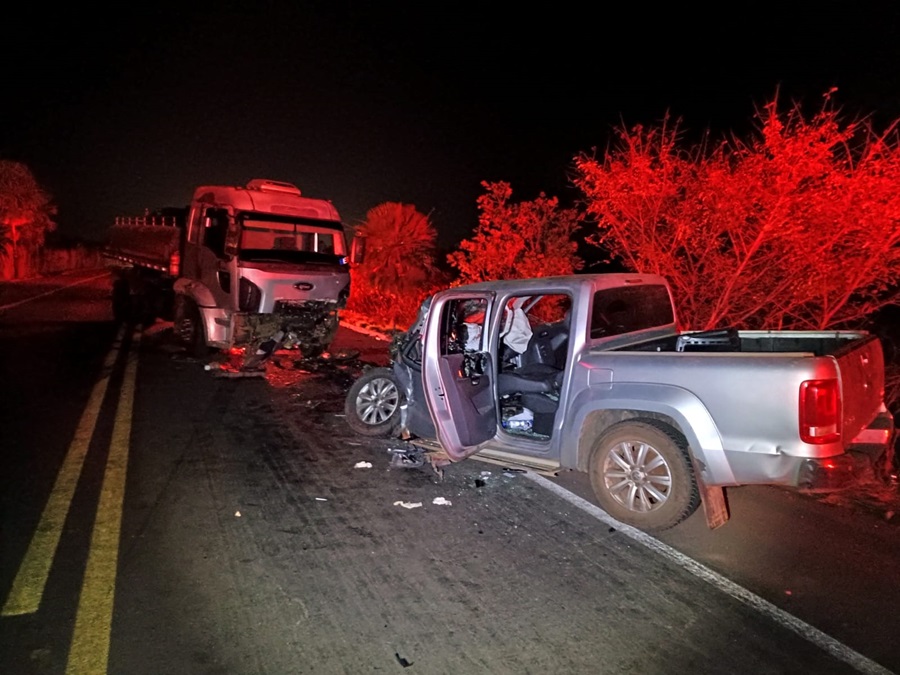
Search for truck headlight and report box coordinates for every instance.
[239,278,262,312]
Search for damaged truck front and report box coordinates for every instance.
[104,179,364,366]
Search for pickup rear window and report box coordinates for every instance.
[591,284,674,338]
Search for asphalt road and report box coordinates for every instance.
[1,270,898,675]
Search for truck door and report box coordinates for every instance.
[198,207,234,309]
[421,291,497,462]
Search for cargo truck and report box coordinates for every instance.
[104,179,364,368]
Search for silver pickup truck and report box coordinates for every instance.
[344,273,894,531]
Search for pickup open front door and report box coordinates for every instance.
[422,291,496,462]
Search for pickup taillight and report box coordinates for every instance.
[799,378,841,444]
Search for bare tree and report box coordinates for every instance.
[572,91,900,331]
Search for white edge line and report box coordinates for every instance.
[525,472,895,675]
[0,272,108,312]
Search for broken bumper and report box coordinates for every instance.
[797,411,895,490]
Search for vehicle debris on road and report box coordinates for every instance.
[393,501,423,509]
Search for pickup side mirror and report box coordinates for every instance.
[350,236,366,265]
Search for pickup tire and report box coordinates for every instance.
[173,295,209,358]
[589,420,700,532]
[344,367,402,437]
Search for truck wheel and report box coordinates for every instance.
[588,421,700,532]
[112,280,132,324]
[173,296,209,358]
[344,367,402,437]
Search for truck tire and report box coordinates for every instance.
[112,279,132,324]
[173,295,209,358]
[344,367,402,437]
[588,420,700,532]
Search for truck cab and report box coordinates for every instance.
[174,179,362,359]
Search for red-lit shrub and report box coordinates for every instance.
[346,202,447,329]
[0,160,57,280]
[447,181,584,285]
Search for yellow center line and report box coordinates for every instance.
[1,325,126,617]
[67,328,141,675]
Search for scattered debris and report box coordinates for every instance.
[212,369,266,378]
[393,501,423,509]
[324,349,360,362]
[235,511,241,517]
[204,359,266,378]
[394,653,413,668]
[354,461,373,469]
[315,497,328,502]
[388,447,426,469]
[432,497,452,506]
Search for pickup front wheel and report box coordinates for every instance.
[589,421,700,532]
[344,367,402,437]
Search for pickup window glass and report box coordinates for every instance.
[442,298,488,355]
[590,284,674,338]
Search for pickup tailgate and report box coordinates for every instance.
[836,334,886,440]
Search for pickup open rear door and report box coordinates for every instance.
[421,291,497,462]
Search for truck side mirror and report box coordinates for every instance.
[350,236,366,265]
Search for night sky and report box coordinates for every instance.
[3,3,900,252]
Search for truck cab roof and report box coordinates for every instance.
[192,179,342,222]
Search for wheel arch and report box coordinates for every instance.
[173,278,217,308]
[564,383,736,487]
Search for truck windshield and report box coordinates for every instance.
[238,214,347,264]
[591,284,674,338]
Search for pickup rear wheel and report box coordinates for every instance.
[344,367,402,437]
[589,421,700,532]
